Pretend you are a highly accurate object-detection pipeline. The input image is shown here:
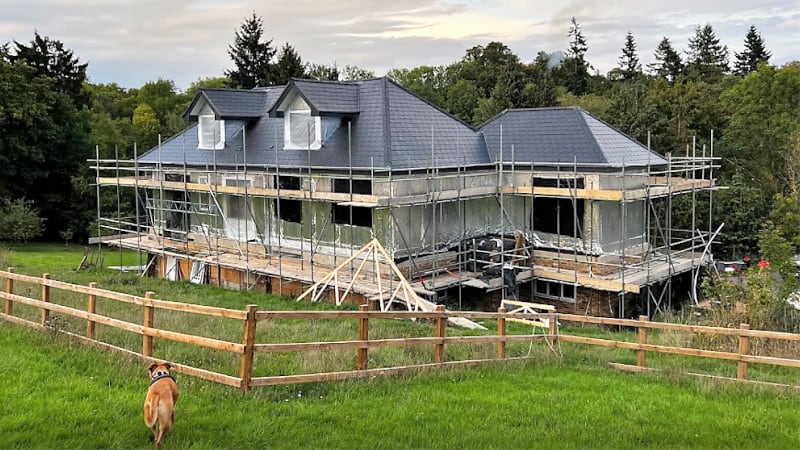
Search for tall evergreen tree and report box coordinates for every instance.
[686,24,729,81]
[618,31,641,80]
[734,25,771,76]
[567,17,588,63]
[10,31,88,106]
[557,17,591,95]
[648,37,684,83]
[273,43,305,85]
[226,13,276,89]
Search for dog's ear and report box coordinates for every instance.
[148,362,158,372]
[165,363,172,371]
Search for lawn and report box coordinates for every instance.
[1,243,799,449]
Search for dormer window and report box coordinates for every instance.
[284,95,321,150]
[198,115,225,150]
[288,110,319,148]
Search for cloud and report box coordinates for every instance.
[0,0,797,89]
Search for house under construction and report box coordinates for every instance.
[93,77,718,319]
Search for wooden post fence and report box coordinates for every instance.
[434,305,446,364]
[41,274,51,326]
[4,267,14,316]
[737,323,751,380]
[548,310,558,348]
[86,282,97,340]
[638,315,648,368]
[497,307,507,359]
[357,304,369,370]
[239,304,258,392]
[142,292,155,357]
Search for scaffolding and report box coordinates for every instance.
[92,130,720,320]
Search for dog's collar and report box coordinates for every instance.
[150,372,176,386]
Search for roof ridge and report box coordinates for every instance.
[384,77,477,131]
[199,87,271,93]
[290,77,361,86]
[575,108,609,165]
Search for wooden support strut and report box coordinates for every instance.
[5,267,14,316]
[142,291,155,357]
[737,323,750,380]
[497,307,507,359]
[434,305,446,364]
[41,274,51,326]
[637,315,648,368]
[239,304,258,392]
[357,304,369,370]
[86,282,97,340]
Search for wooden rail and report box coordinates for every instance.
[1,269,799,392]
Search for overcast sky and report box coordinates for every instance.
[1,0,798,91]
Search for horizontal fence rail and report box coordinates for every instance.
[1,269,799,392]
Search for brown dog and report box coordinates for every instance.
[143,362,179,449]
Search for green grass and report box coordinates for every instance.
[2,243,800,448]
[1,323,799,449]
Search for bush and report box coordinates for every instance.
[0,198,44,242]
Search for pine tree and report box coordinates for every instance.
[734,25,771,76]
[648,37,684,83]
[567,17,588,64]
[225,13,276,89]
[618,31,641,80]
[273,43,305,85]
[686,24,729,81]
[559,16,590,95]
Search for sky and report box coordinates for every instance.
[0,0,798,91]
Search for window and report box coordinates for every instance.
[534,280,576,303]
[532,197,584,238]
[198,115,225,150]
[288,110,318,148]
[333,178,372,195]
[275,175,301,190]
[276,199,302,223]
[332,204,372,227]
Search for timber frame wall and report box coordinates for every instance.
[93,132,720,319]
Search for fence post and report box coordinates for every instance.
[737,323,750,380]
[547,310,558,348]
[497,307,507,359]
[239,304,258,392]
[434,305,446,364]
[86,282,97,340]
[4,267,14,316]
[357,304,370,370]
[41,274,51,326]
[142,292,155,357]
[637,315,648,368]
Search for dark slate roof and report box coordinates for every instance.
[479,107,666,168]
[140,79,663,171]
[140,78,487,170]
[184,89,267,120]
[269,78,360,117]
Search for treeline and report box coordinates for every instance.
[0,14,798,263]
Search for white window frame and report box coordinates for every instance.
[198,115,225,150]
[284,109,322,150]
[534,280,576,303]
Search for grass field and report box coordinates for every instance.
[1,243,800,449]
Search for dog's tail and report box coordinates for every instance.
[143,396,158,428]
